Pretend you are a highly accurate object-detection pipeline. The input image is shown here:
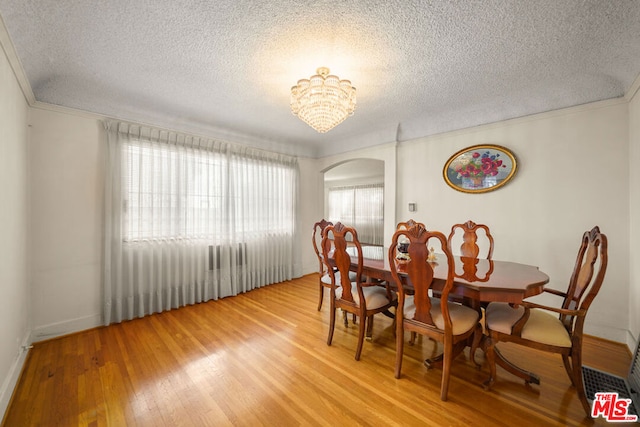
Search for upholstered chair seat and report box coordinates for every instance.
[337,283,393,310]
[485,303,572,347]
[321,271,357,286]
[404,296,480,336]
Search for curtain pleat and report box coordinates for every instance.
[103,121,300,325]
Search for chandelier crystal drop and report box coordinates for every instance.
[290,67,357,133]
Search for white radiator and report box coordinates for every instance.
[208,243,247,270]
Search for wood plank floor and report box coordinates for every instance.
[2,274,633,426]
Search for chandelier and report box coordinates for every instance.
[290,67,357,133]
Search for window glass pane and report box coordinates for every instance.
[123,141,295,242]
[328,184,383,245]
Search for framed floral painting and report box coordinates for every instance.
[443,144,517,194]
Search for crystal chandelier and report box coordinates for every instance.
[290,67,357,133]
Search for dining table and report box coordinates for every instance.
[355,245,549,305]
[345,245,550,385]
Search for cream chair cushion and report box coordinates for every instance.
[485,302,572,348]
[321,272,333,285]
[321,270,358,285]
[403,296,479,335]
[336,283,392,310]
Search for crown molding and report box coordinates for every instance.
[0,13,35,105]
[625,72,640,102]
[30,100,315,159]
[397,96,628,149]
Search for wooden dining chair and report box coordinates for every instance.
[312,219,334,311]
[397,219,427,345]
[322,222,397,361]
[441,221,494,346]
[312,219,359,313]
[388,224,482,401]
[483,226,608,415]
[445,219,494,331]
[447,220,494,259]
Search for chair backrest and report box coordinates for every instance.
[396,219,425,230]
[321,222,363,304]
[312,219,333,274]
[561,226,608,335]
[388,224,455,331]
[447,220,494,259]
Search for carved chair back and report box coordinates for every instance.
[321,222,363,304]
[560,226,608,335]
[312,219,333,275]
[389,224,454,330]
[447,220,494,259]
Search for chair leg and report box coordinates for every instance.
[355,314,367,361]
[562,354,575,386]
[365,315,374,340]
[343,310,348,327]
[570,352,592,415]
[317,283,324,311]
[469,323,483,369]
[482,337,497,390]
[391,309,397,338]
[395,321,404,379]
[440,338,452,401]
[327,305,336,346]
[409,331,416,345]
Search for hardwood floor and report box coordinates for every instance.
[2,274,632,426]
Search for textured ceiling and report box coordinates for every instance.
[1,0,639,158]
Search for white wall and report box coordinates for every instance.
[0,43,30,415]
[629,84,640,347]
[395,100,629,342]
[298,156,322,277]
[29,108,104,340]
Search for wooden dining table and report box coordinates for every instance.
[346,245,550,384]
[354,246,549,305]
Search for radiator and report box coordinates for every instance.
[208,243,247,270]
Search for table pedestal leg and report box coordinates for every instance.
[484,344,540,387]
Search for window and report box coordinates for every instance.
[123,140,296,243]
[328,184,384,245]
[104,121,300,324]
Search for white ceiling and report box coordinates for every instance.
[1,0,639,158]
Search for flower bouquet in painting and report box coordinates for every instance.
[451,150,506,189]
[443,144,517,193]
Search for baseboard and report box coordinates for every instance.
[585,324,635,353]
[30,314,102,343]
[624,329,639,354]
[0,333,31,423]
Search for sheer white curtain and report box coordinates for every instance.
[103,121,300,324]
[328,184,384,245]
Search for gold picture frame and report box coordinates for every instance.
[443,144,517,194]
